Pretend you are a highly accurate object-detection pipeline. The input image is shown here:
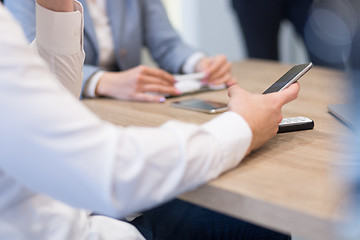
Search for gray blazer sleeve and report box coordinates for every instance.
[140,0,197,73]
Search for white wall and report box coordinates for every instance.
[162,0,308,64]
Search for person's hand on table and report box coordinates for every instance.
[195,55,237,87]
[228,83,300,154]
[36,0,74,12]
[95,66,182,103]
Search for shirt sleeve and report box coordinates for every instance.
[31,1,85,98]
[0,3,252,219]
[82,70,105,98]
[182,52,206,74]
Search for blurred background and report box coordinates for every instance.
[157,0,308,64]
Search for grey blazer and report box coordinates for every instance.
[5,0,196,93]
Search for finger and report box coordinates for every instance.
[208,61,232,82]
[278,113,284,124]
[206,55,227,76]
[227,84,242,97]
[275,82,300,106]
[140,84,181,96]
[133,93,167,103]
[138,75,174,86]
[142,67,175,85]
[210,73,232,86]
[226,77,238,87]
[196,58,211,73]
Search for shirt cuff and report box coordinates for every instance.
[182,52,206,74]
[83,71,105,98]
[201,111,252,172]
[35,1,83,54]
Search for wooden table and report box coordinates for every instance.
[83,60,351,240]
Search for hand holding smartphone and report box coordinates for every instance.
[263,62,312,94]
[263,62,314,133]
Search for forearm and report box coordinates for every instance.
[108,112,251,217]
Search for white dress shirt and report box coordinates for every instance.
[83,0,205,97]
[0,2,252,240]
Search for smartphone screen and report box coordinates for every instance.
[171,98,228,114]
[263,62,312,94]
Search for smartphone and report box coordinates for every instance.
[171,98,228,114]
[263,62,312,94]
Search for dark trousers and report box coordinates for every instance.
[231,0,347,70]
[130,199,291,240]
